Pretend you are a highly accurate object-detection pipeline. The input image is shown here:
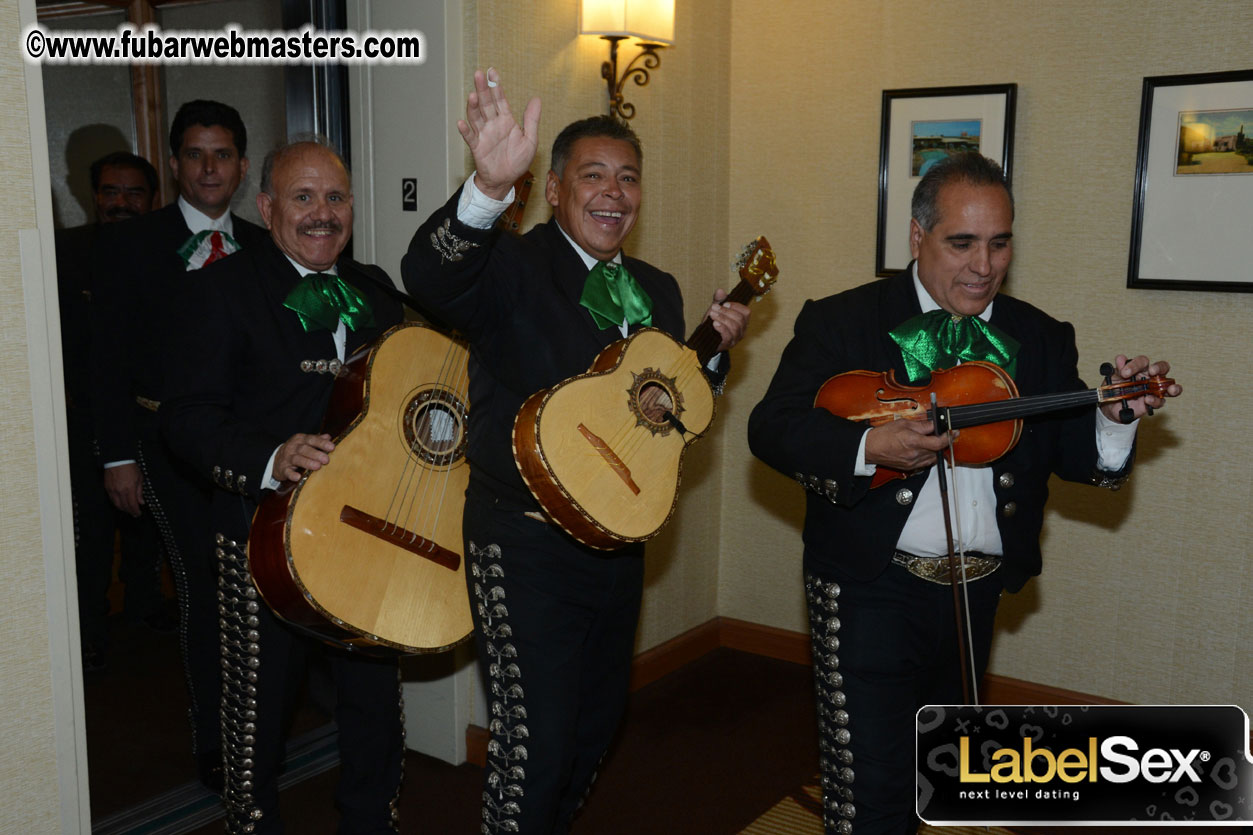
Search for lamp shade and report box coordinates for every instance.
[579,0,675,44]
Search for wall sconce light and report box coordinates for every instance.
[579,0,675,120]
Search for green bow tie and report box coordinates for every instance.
[889,308,1019,381]
[579,261,653,331]
[283,272,375,333]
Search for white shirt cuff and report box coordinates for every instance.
[263,447,282,491]
[457,173,515,230]
[103,459,136,469]
[1095,408,1138,471]
[853,428,876,477]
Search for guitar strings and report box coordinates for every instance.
[397,338,467,542]
[404,342,469,545]
[376,332,469,552]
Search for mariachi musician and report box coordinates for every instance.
[161,138,405,834]
[401,68,750,833]
[748,152,1181,835]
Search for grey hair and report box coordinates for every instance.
[259,134,350,195]
[911,152,1013,231]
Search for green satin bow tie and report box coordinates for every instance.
[889,308,1019,381]
[579,261,653,331]
[283,272,375,333]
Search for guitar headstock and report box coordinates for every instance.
[495,171,535,234]
[735,235,780,297]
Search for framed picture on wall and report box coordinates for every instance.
[1128,68,1253,292]
[875,84,1017,276]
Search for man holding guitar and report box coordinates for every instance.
[162,139,406,834]
[401,68,749,833]
[748,152,1181,835]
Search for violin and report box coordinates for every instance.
[815,361,1175,489]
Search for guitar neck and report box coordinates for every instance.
[685,278,757,366]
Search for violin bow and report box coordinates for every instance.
[932,393,978,705]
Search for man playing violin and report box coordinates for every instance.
[748,152,1181,835]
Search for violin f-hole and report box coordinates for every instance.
[875,387,921,409]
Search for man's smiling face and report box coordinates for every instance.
[170,124,247,219]
[910,181,1013,317]
[257,144,353,273]
[546,136,640,262]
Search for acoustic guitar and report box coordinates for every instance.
[249,323,474,653]
[513,237,779,550]
[247,172,533,654]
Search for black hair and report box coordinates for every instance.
[549,115,642,178]
[89,151,158,194]
[168,99,247,157]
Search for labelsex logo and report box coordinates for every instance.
[960,736,1209,784]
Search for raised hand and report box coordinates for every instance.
[458,67,541,200]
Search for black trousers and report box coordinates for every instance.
[68,407,163,649]
[805,560,1003,835]
[216,537,404,834]
[464,496,644,834]
[136,413,220,761]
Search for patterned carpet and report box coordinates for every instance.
[739,773,1015,835]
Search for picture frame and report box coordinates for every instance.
[1127,69,1253,292]
[876,84,1017,277]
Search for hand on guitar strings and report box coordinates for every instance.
[703,288,752,354]
[459,67,542,201]
[1097,355,1182,424]
[274,432,336,483]
[864,419,958,473]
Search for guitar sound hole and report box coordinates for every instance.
[401,388,468,467]
[637,381,674,424]
[627,367,684,437]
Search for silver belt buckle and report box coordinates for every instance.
[894,551,1001,584]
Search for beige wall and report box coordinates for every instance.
[1,0,74,831]
[723,0,1252,706]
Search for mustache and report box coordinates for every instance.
[298,219,343,234]
[102,206,141,221]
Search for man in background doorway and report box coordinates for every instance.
[89,100,268,793]
[57,151,163,674]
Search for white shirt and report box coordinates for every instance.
[177,195,236,237]
[854,266,1137,556]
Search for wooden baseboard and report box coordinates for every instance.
[464,616,1120,766]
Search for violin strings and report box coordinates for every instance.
[950,379,1159,428]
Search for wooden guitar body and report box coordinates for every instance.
[249,323,473,654]
[514,328,715,550]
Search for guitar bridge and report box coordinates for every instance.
[339,505,461,571]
